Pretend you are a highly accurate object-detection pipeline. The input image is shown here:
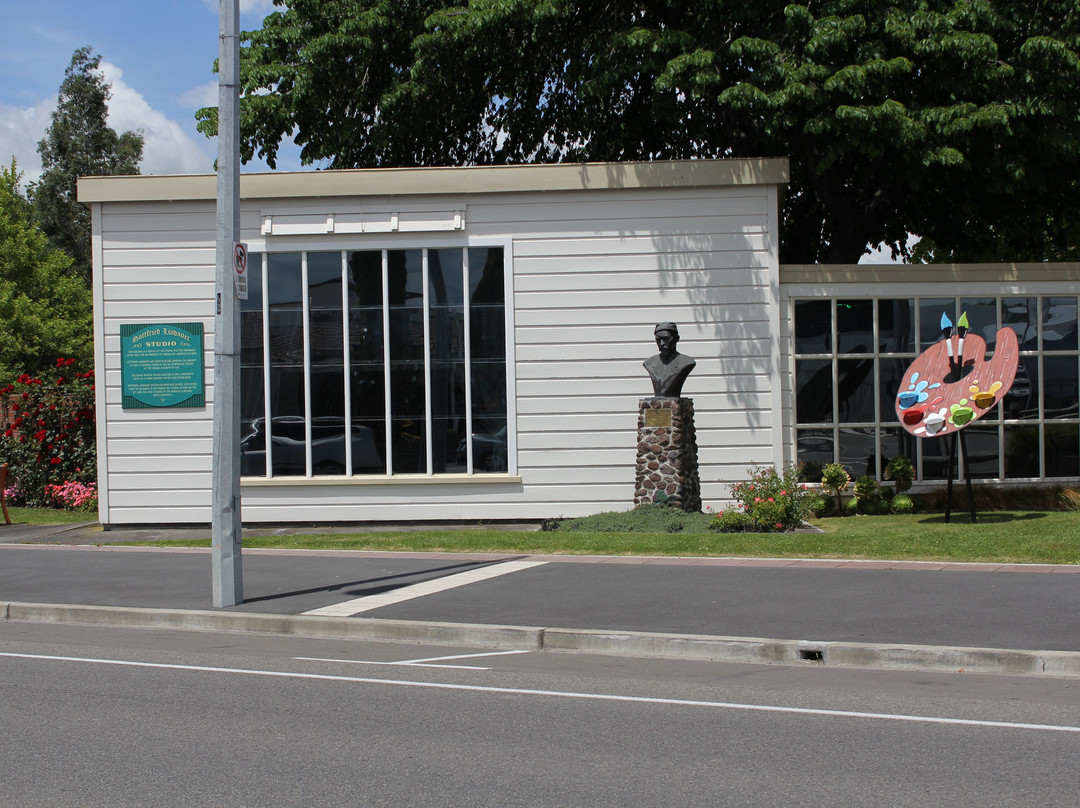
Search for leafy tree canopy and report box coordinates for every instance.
[197,1,1080,263]
[34,47,144,285]
[0,161,93,384]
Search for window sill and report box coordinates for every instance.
[241,473,522,487]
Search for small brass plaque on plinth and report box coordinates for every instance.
[644,408,673,427]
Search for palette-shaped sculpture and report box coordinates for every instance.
[894,319,1020,437]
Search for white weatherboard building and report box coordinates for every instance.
[79,159,1079,526]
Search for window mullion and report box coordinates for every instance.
[262,257,272,479]
[301,252,312,477]
[462,248,473,475]
[381,250,392,476]
[422,249,433,475]
[340,250,352,477]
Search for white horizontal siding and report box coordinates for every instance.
[94,178,781,523]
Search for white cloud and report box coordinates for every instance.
[179,81,220,111]
[99,62,214,175]
[0,63,215,182]
[0,98,55,185]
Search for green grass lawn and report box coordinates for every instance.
[104,510,1079,565]
[5,506,96,525]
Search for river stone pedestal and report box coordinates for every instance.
[634,398,701,511]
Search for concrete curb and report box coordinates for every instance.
[4,600,1080,678]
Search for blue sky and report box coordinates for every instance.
[0,0,303,184]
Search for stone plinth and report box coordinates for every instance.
[634,398,700,511]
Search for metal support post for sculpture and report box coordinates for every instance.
[635,323,701,511]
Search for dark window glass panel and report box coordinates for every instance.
[390,363,426,421]
[959,298,997,353]
[796,359,833,424]
[307,252,342,308]
[1045,424,1080,477]
[350,419,386,474]
[839,427,875,478]
[1042,297,1078,351]
[837,358,875,422]
[879,358,911,425]
[387,249,423,307]
[919,298,954,350]
[240,310,263,366]
[962,426,999,479]
[796,429,833,482]
[430,361,467,474]
[310,414,347,477]
[836,299,873,354]
[391,416,426,474]
[469,247,507,366]
[267,309,304,365]
[1002,297,1039,350]
[309,309,344,365]
[879,428,917,482]
[1043,356,1079,419]
[241,254,263,311]
[877,298,915,353]
[920,436,951,480]
[428,248,464,308]
[348,251,383,307]
[794,300,831,355]
[1002,356,1038,420]
[268,366,307,476]
[267,252,302,307]
[471,362,507,430]
[239,366,265,477]
[1003,425,1040,478]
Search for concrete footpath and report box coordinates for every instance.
[2,521,1080,677]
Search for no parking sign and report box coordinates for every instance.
[233,242,248,300]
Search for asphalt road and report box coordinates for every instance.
[3,622,1079,807]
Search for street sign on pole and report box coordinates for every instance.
[234,242,248,301]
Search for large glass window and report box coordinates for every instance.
[241,247,509,478]
[793,295,1080,482]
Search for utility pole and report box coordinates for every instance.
[212,0,243,607]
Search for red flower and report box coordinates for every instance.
[50,457,62,465]
[3,429,11,437]
[21,392,29,400]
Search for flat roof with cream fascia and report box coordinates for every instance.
[77,158,790,203]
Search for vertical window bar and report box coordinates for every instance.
[831,300,839,466]
[340,250,353,477]
[261,256,272,478]
[462,248,474,474]
[301,252,312,477]
[422,249,433,475]
[381,250,393,476]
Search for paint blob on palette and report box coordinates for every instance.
[894,313,1020,438]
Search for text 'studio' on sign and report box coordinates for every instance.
[233,242,248,300]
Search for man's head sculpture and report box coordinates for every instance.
[644,322,696,398]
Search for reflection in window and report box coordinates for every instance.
[1043,297,1078,351]
[795,360,833,424]
[241,247,507,478]
[878,299,915,353]
[836,299,873,354]
[794,300,831,354]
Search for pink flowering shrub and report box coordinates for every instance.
[711,465,814,533]
[0,359,96,508]
[45,481,98,512]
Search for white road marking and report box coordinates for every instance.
[3,651,1079,734]
[294,649,531,671]
[301,559,548,617]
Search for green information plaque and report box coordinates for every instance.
[120,322,205,409]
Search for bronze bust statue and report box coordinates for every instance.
[644,322,695,398]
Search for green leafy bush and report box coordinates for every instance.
[820,463,851,514]
[853,474,880,514]
[712,464,815,533]
[891,493,914,514]
[0,359,95,507]
[810,494,835,517]
[554,504,713,533]
[884,455,914,494]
